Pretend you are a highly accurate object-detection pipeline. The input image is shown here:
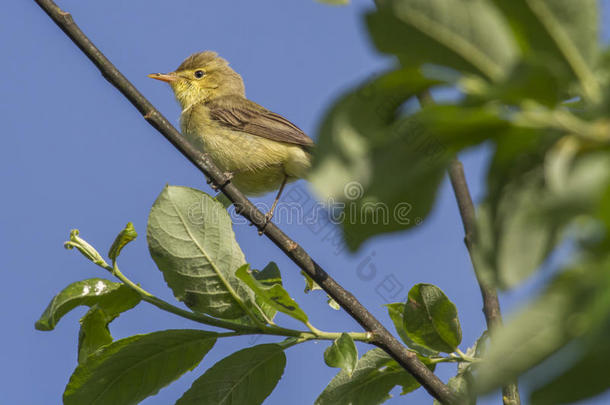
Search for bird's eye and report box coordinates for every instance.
[194,70,205,79]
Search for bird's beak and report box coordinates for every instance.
[147,72,178,83]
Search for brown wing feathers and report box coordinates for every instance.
[206,96,314,149]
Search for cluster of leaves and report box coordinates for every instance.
[37,186,467,404]
[310,0,610,403]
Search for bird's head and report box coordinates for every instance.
[148,51,245,110]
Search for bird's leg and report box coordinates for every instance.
[257,176,288,235]
[266,176,287,221]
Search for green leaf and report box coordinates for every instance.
[474,258,610,395]
[492,167,559,287]
[76,285,142,363]
[599,183,610,232]
[310,69,446,250]
[64,329,217,405]
[530,321,610,405]
[367,0,518,81]
[302,271,322,293]
[77,307,113,363]
[147,185,253,319]
[386,303,438,356]
[434,372,475,405]
[236,264,308,324]
[327,297,341,310]
[546,151,610,218]
[35,279,140,331]
[108,222,137,262]
[251,262,283,322]
[470,331,490,360]
[410,104,513,150]
[465,57,570,107]
[302,271,341,310]
[595,48,610,98]
[315,348,423,405]
[490,0,600,101]
[311,67,519,250]
[472,131,557,288]
[386,303,413,346]
[475,139,610,289]
[324,333,358,376]
[544,136,580,194]
[403,284,461,353]
[176,344,286,405]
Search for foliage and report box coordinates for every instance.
[323,333,358,376]
[315,348,427,405]
[147,186,254,319]
[38,191,271,403]
[402,283,462,354]
[64,330,217,405]
[309,0,610,403]
[175,344,286,405]
[37,0,610,404]
[37,186,463,404]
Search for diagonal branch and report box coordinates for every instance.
[33,1,458,403]
[418,91,521,405]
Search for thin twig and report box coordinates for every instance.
[105,261,372,343]
[418,91,521,405]
[447,161,504,329]
[33,1,458,403]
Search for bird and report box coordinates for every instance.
[148,51,313,227]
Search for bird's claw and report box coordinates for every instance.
[206,172,234,191]
[250,211,274,236]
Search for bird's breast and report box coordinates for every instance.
[180,108,310,195]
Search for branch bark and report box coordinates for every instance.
[33,1,458,403]
[448,161,521,405]
[418,92,521,405]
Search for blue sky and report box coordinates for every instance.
[2,1,610,404]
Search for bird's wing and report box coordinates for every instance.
[205,95,314,149]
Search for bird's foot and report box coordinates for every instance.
[250,211,274,236]
[206,172,234,191]
[206,178,219,191]
[258,211,276,235]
